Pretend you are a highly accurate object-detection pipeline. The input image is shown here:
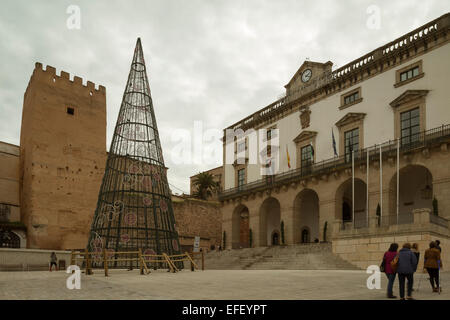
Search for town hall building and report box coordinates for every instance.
[219,13,450,269]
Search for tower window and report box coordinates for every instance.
[67,107,75,115]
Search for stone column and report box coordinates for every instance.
[221,202,233,250]
[319,199,335,241]
[247,199,262,248]
[280,204,294,245]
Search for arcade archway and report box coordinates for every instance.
[293,189,319,243]
[259,197,281,246]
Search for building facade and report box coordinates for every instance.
[219,14,450,268]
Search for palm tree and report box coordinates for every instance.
[192,172,219,200]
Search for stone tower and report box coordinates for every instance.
[20,63,107,250]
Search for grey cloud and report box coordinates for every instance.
[0,0,449,193]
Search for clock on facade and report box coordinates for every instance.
[301,69,312,83]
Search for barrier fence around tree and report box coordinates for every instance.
[70,249,204,277]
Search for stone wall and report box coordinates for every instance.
[172,195,222,252]
[0,248,72,271]
[333,233,450,270]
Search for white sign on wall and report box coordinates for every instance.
[193,236,200,252]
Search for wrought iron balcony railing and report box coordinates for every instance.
[219,124,450,200]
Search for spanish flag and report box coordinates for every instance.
[286,145,291,168]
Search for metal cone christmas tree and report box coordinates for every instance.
[87,38,181,268]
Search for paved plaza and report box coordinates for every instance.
[0,269,449,300]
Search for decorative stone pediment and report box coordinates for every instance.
[285,60,333,89]
[293,130,317,144]
[389,90,429,108]
[335,112,366,128]
[232,158,248,167]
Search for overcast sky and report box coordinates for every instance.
[0,0,449,194]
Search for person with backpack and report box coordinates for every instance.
[382,243,399,298]
[395,243,417,300]
[424,241,443,293]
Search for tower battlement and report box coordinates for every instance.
[24,62,106,100]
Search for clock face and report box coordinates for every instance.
[301,69,312,83]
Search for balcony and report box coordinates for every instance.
[334,208,449,239]
[219,124,450,201]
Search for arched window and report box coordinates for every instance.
[0,229,20,248]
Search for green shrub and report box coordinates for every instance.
[433,197,438,216]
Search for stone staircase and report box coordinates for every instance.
[203,243,359,270]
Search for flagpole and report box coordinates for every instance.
[379,144,383,226]
[352,149,355,229]
[366,148,369,228]
[397,138,400,225]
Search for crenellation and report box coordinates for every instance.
[98,85,106,94]
[73,76,82,85]
[28,62,105,96]
[45,65,56,75]
[60,71,69,79]
[86,81,95,90]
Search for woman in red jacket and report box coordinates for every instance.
[383,243,399,298]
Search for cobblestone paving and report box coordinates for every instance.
[0,269,448,300]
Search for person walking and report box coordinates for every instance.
[424,241,443,293]
[396,243,417,300]
[49,252,58,272]
[411,243,420,291]
[382,243,399,298]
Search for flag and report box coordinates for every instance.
[310,141,315,160]
[332,128,338,157]
[286,145,291,169]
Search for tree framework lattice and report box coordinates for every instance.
[87,38,181,268]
